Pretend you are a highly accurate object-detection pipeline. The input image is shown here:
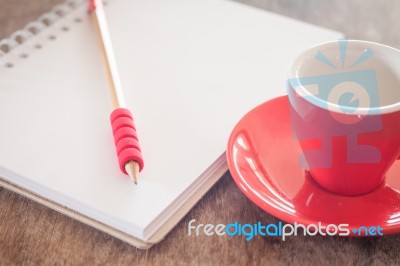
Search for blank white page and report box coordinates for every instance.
[0,0,341,240]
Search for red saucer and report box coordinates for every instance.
[227,96,400,236]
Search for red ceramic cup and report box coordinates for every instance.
[287,40,400,196]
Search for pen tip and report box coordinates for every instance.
[125,161,140,185]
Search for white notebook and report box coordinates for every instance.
[0,0,341,248]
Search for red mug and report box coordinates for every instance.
[287,40,400,196]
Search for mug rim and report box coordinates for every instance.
[288,40,400,115]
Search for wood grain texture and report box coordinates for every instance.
[1,0,400,265]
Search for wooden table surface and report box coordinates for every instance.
[1,0,400,265]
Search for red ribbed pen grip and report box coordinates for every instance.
[110,108,144,174]
[88,0,101,13]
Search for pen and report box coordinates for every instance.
[89,0,144,184]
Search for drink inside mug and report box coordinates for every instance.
[287,40,400,196]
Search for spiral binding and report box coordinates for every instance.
[0,0,97,69]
